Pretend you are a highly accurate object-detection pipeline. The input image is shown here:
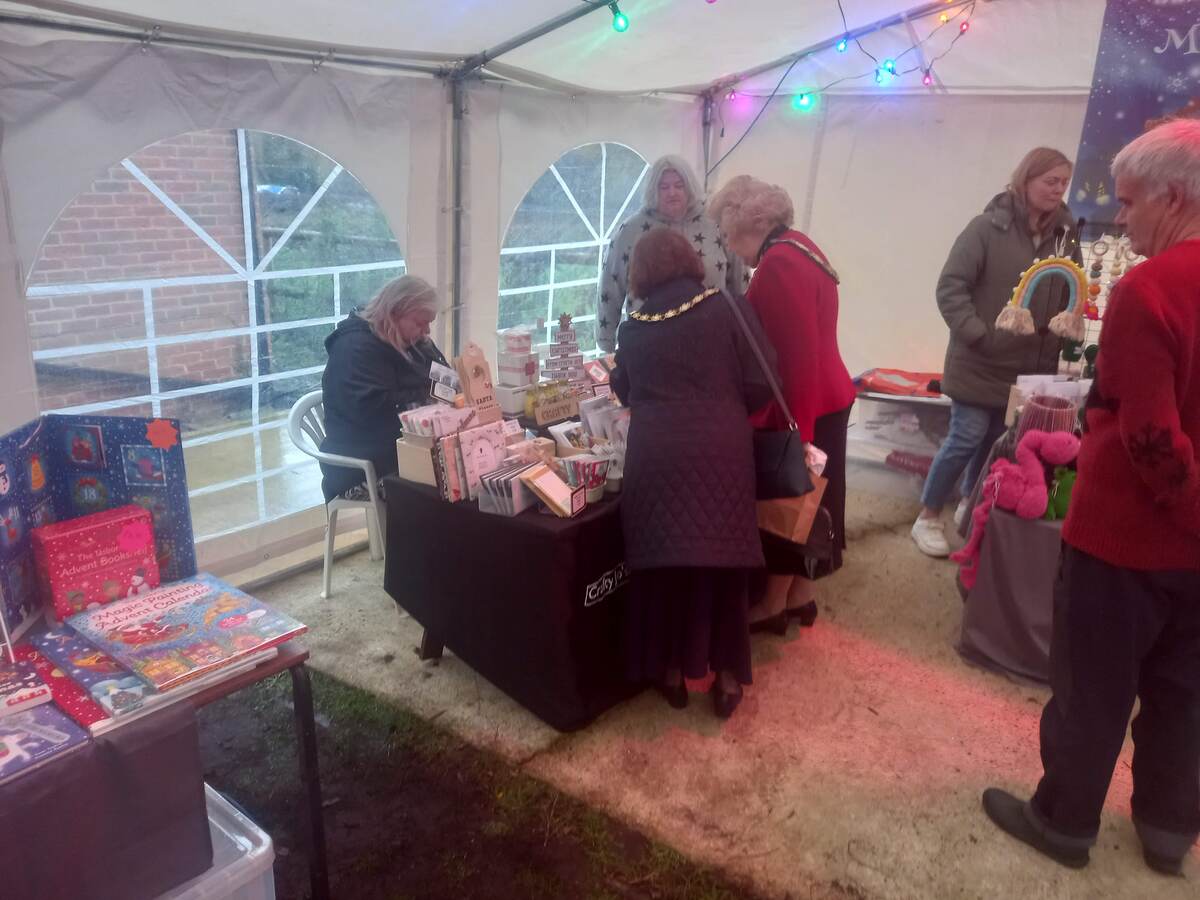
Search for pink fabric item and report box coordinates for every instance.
[951,430,1081,589]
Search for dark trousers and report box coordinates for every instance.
[1031,545,1200,859]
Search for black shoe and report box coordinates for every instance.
[710,683,743,719]
[655,681,688,709]
[1143,848,1184,877]
[749,612,788,636]
[790,600,818,628]
[981,788,1090,869]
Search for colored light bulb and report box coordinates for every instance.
[884,59,896,73]
[792,93,813,110]
[836,37,848,52]
[960,20,970,32]
[613,12,629,32]
[939,13,949,23]
[922,70,933,86]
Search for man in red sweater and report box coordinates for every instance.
[983,119,1200,875]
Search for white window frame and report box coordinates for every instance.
[25,128,406,539]
[499,142,648,350]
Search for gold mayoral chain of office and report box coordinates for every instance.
[628,288,720,323]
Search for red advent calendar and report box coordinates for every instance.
[31,505,160,621]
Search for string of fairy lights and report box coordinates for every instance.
[706,0,979,175]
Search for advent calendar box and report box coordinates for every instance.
[31,505,159,621]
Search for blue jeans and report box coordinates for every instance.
[920,401,1007,511]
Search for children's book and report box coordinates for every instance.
[0,704,89,786]
[30,627,153,717]
[0,658,51,719]
[11,644,108,731]
[67,574,306,691]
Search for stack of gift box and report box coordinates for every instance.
[495,327,538,416]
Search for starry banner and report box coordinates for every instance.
[1073,0,1200,225]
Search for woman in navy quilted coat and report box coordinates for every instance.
[611,227,776,719]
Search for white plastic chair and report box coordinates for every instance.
[287,390,385,598]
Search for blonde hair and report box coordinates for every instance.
[643,155,703,216]
[1113,118,1200,203]
[360,274,438,351]
[706,175,794,244]
[1009,147,1073,232]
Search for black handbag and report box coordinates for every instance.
[719,292,815,500]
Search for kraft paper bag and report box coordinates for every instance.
[756,473,827,545]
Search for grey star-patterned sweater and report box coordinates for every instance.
[595,206,745,352]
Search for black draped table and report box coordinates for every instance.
[383,476,639,731]
[959,508,1063,683]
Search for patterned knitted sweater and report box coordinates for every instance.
[595,205,745,352]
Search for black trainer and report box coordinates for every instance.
[981,788,1090,869]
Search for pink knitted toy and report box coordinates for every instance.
[951,430,1081,589]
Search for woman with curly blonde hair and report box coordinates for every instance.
[708,175,856,634]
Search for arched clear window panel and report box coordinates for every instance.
[499,142,648,353]
[24,130,405,540]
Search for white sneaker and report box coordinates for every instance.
[954,498,970,529]
[911,516,950,557]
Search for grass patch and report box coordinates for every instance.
[198,669,761,900]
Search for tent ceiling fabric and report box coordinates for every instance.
[4,0,1096,94]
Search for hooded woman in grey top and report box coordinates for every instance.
[595,155,744,352]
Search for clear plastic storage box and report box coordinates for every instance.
[158,785,277,900]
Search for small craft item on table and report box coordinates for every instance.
[399,404,475,439]
[544,314,592,392]
[32,504,159,622]
[428,361,462,403]
[995,256,1088,342]
[519,462,585,518]
[476,460,539,517]
[453,342,503,426]
[548,420,589,456]
[67,573,306,692]
[561,455,611,504]
[458,421,509,501]
[434,433,468,502]
[525,381,581,426]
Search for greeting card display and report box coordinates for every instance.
[0,703,89,786]
[68,574,306,691]
[0,414,197,656]
[32,505,159,621]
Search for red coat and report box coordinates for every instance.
[747,229,855,441]
[1063,238,1200,571]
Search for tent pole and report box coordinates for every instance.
[701,93,715,193]
[449,77,466,357]
[454,1,611,76]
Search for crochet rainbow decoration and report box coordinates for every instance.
[995,257,1088,342]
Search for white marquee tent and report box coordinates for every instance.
[0,0,1108,569]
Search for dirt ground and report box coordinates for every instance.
[198,670,766,900]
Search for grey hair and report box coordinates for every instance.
[642,155,704,215]
[360,274,439,351]
[1112,118,1200,204]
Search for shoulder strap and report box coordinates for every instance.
[718,292,799,432]
[764,238,840,285]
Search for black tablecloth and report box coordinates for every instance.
[0,703,212,900]
[383,476,638,731]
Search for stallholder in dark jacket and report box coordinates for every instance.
[319,275,447,502]
[912,147,1080,558]
[611,227,776,720]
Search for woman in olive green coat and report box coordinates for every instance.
[912,148,1080,557]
